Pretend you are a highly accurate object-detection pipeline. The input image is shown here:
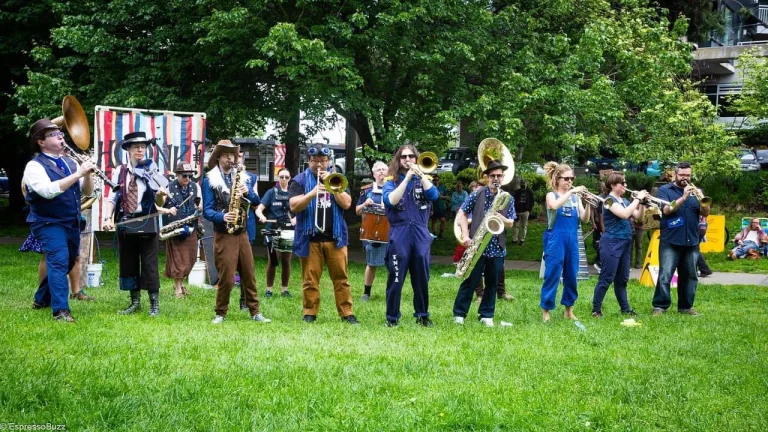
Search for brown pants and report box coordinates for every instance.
[214,231,259,317]
[300,242,353,318]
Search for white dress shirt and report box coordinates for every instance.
[108,165,149,214]
[23,152,83,199]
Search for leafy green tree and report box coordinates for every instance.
[731,49,768,134]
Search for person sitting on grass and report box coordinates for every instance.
[728,218,768,260]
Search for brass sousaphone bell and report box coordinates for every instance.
[53,96,91,151]
[453,138,515,243]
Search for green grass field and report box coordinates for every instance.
[0,243,766,431]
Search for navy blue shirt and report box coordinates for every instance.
[461,187,516,258]
[657,182,701,246]
[602,196,632,240]
[261,186,292,230]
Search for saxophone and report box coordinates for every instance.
[226,164,250,234]
[159,213,200,240]
[455,187,511,279]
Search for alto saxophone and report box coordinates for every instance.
[226,164,250,234]
[455,188,511,279]
[159,213,200,240]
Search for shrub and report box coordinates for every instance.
[456,168,479,187]
[700,171,768,211]
[436,172,457,191]
[625,172,655,192]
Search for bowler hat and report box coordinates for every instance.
[482,160,508,175]
[207,140,239,170]
[29,119,60,148]
[120,131,153,151]
[174,161,196,174]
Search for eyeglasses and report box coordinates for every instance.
[308,146,331,156]
[619,182,627,186]
[279,175,290,179]
[558,176,575,181]
[488,174,504,179]
[309,158,328,164]
[45,132,65,138]
[180,174,193,179]
[400,154,416,160]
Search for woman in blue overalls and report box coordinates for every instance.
[382,145,439,327]
[591,172,648,318]
[540,162,591,322]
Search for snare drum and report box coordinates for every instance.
[275,230,295,253]
[360,207,389,243]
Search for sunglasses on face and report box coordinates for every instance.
[558,176,575,181]
[180,174,193,179]
[308,146,331,156]
[279,175,290,179]
[45,132,65,138]
[400,154,416,160]
[488,174,504,179]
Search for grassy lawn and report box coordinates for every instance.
[1,243,766,430]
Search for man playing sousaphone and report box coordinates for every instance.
[103,131,176,317]
[202,140,270,324]
[355,161,389,301]
[452,159,516,327]
[288,143,358,324]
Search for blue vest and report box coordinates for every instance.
[26,154,81,226]
[602,196,632,240]
[293,170,348,257]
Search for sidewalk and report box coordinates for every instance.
[3,236,765,286]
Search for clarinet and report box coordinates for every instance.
[63,144,120,190]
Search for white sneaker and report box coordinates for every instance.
[479,317,495,327]
[211,315,225,324]
[252,314,272,323]
[453,316,465,325]
[593,263,601,273]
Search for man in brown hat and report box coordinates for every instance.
[103,131,176,317]
[161,161,202,298]
[24,118,96,322]
[452,160,516,327]
[202,140,270,324]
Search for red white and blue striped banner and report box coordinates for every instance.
[92,106,206,229]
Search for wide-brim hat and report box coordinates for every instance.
[29,118,60,148]
[174,161,196,174]
[482,159,508,175]
[207,139,239,170]
[120,131,153,150]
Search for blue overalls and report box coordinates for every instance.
[591,196,633,313]
[540,194,580,310]
[382,175,438,322]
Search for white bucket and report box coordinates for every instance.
[86,263,103,287]
[188,260,211,288]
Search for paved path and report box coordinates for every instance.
[2,236,765,286]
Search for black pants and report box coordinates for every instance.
[696,245,711,274]
[117,231,160,293]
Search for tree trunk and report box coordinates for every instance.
[284,107,301,175]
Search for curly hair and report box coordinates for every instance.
[543,161,573,191]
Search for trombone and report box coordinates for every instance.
[314,164,348,233]
[407,151,438,179]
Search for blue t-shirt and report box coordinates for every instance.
[602,196,632,240]
[658,182,701,246]
[261,186,292,230]
[461,187,517,258]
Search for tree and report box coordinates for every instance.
[730,49,768,140]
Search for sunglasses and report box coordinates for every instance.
[45,131,65,138]
[558,176,575,181]
[488,174,504,179]
[400,154,416,160]
[308,146,331,156]
[278,175,290,179]
[180,174,193,179]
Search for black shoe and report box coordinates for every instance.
[342,315,360,325]
[303,314,317,323]
[281,291,291,297]
[118,292,141,315]
[32,301,50,310]
[386,320,399,327]
[519,240,524,246]
[239,298,247,311]
[699,270,713,278]
[148,293,159,317]
[53,310,75,323]
[591,311,603,318]
[416,317,434,327]
[622,309,638,316]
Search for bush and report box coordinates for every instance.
[436,172,457,192]
[456,168,478,187]
[574,175,600,193]
[700,171,768,211]
[625,172,655,192]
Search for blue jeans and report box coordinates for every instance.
[653,242,698,311]
[592,238,632,313]
[732,240,760,258]
[32,222,80,315]
[453,255,503,319]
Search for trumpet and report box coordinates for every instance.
[314,165,348,233]
[573,187,614,209]
[63,143,119,190]
[681,181,712,209]
[642,195,672,210]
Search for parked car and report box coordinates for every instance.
[435,148,477,175]
[739,150,760,172]
[0,169,8,195]
[754,149,768,170]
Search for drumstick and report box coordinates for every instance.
[264,219,277,223]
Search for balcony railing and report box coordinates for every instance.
[760,6,768,24]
